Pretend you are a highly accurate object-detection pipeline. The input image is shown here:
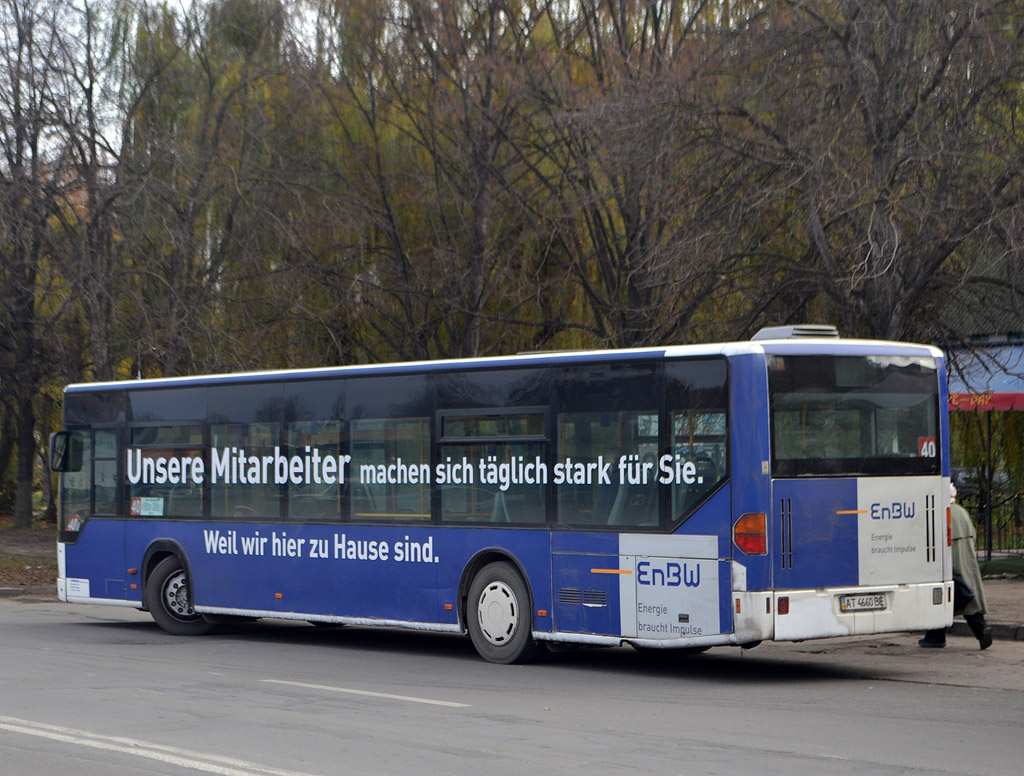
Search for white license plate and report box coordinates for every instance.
[838,593,887,613]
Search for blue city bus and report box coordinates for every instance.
[49,326,953,663]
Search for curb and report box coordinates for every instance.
[949,620,1024,642]
[0,586,58,598]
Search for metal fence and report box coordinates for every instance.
[959,492,1024,560]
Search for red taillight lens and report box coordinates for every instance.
[778,596,790,615]
[734,512,767,555]
[947,507,952,547]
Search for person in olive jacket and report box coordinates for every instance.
[919,484,993,649]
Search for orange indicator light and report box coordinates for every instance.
[733,513,767,555]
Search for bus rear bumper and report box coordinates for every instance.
[772,582,953,641]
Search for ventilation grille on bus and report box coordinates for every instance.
[557,588,609,607]
[751,324,840,340]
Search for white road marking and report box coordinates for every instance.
[0,716,318,776]
[260,679,470,707]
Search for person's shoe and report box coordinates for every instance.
[979,627,993,650]
[918,637,946,648]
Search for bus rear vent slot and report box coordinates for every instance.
[781,498,794,569]
[925,493,937,562]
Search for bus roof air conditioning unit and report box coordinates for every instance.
[751,324,840,341]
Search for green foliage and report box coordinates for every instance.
[952,411,1024,501]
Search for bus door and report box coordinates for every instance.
[59,426,128,601]
[551,532,621,637]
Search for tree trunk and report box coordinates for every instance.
[0,414,15,486]
[13,391,35,528]
[39,451,55,524]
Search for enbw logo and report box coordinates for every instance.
[870,501,916,519]
[637,560,701,587]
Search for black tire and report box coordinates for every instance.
[145,556,214,636]
[466,562,545,664]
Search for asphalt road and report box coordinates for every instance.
[2,598,1022,776]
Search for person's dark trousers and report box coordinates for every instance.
[965,613,993,649]
[919,628,946,647]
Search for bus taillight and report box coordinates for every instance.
[734,513,767,555]
[947,506,952,546]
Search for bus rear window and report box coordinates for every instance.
[769,355,939,477]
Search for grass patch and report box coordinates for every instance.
[0,551,55,571]
[0,512,58,587]
[0,551,56,587]
[0,512,58,535]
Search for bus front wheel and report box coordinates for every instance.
[467,562,545,664]
[145,556,214,636]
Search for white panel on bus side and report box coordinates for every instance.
[617,534,721,640]
[855,476,947,585]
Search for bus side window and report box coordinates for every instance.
[287,420,344,522]
[350,418,430,521]
[665,358,729,523]
[209,423,280,520]
[557,411,660,528]
[93,429,118,515]
[670,410,727,516]
[438,412,546,525]
[128,425,205,519]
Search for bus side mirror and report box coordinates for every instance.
[50,432,83,472]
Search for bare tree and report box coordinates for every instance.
[509,0,750,348]
[0,0,70,526]
[708,0,1024,341]
[117,0,303,376]
[304,0,569,360]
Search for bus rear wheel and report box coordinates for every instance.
[145,556,214,636]
[467,562,545,664]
